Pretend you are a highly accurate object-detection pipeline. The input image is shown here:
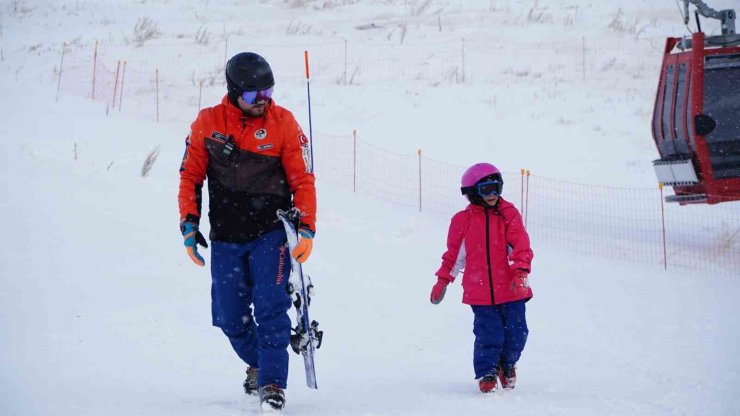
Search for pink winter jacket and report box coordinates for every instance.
[435,198,534,305]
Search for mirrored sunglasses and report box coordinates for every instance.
[241,87,273,104]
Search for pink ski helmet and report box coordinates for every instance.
[461,163,501,187]
[460,163,503,203]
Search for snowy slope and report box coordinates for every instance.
[2,1,740,415]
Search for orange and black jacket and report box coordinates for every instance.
[179,95,316,243]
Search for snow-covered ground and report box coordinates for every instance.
[2,1,739,415]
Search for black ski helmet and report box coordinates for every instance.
[225,52,275,95]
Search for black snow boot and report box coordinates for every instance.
[259,384,286,411]
[243,367,259,395]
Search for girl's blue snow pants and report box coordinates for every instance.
[471,300,528,379]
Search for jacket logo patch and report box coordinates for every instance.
[254,128,267,140]
[297,133,313,173]
[257,143,274,151]
[302,146,313,173]
[302,147,313,174]
[211,131,228,142]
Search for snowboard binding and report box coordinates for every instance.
[290,320,324,354]
[287,279,323,354]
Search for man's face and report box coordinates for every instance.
[237,95,269,117]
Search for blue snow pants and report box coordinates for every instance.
[210,229,293,389]
[471,300,528,379]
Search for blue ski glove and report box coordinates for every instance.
[181,221,208,267]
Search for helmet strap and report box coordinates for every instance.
[227,91,240,107]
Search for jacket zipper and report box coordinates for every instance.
[485,207,495,305]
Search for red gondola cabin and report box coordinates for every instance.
[652,31,740,204]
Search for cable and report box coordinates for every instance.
[676,0,695,34]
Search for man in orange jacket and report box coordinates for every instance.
[178,52,316,411]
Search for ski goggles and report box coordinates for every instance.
[241,87,273,105]
[475,180,503,197]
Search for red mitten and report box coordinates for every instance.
[430,276,452,304]
[513,269,529,289]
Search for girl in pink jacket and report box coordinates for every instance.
[430,162,533,393]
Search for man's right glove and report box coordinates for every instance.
[181,221,208,267]
[291,227,314,264]
[430,276,452,304]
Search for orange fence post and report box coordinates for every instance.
[92,40,98,100]
[582,37,587,81]
[111,60,121,111]
[659,183,667,270]
[118,61,126,111]
[461,37,466,84]
[56,42,66,102]
[524,170,531,227]
[520,168,525,211]
[418,149,423,212]
[198,79,204,111]
[155,68,160,123]
[343,38,348,85]
[353,130,357,193]
[304,50,315,173]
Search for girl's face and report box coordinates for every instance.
[483,194,499,206]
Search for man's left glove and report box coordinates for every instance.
[291,227,314,263]
[181,221,208,267]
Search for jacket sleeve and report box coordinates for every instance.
[281,115,317,232]
[504,208,533,272]
[435,212,467,281]
[178,117,209,226]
